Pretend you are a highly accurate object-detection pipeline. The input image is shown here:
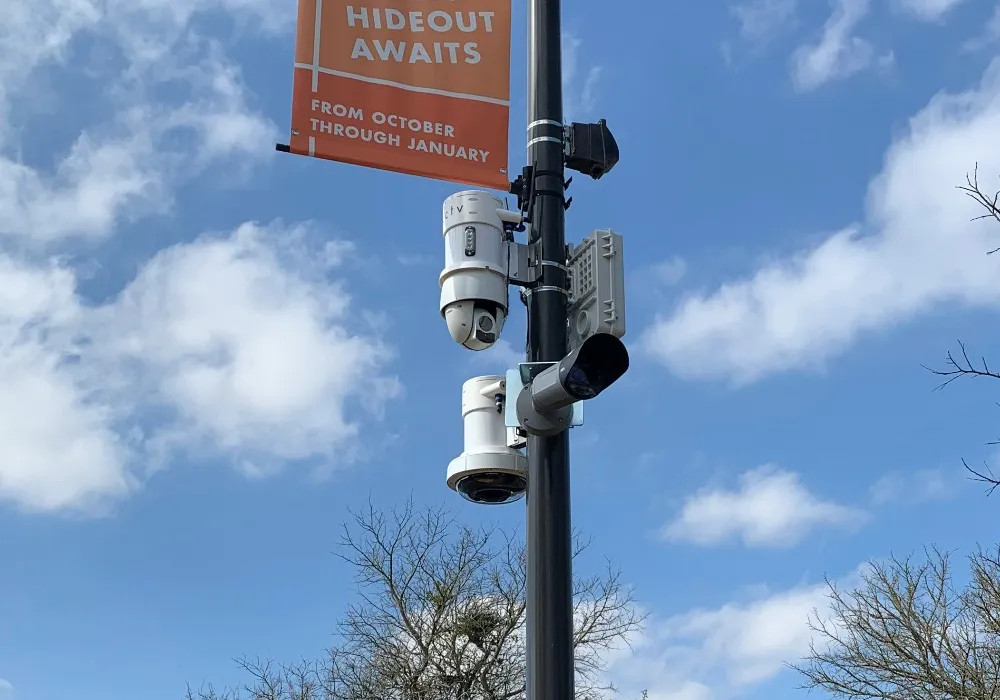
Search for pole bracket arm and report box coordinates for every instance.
[505,241,542,287]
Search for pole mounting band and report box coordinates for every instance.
[528,119,563,131]
[527,136,563,149]
[539,260,569,273]
[531,285,569,296]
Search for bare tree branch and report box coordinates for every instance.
[190,498,643,700]
[923,164,1000,499]
[956,163,1000,253]
[923,340,1000,391]
[793,547,1000,699]
[962,459,1000,497]
[922,339,1000,498]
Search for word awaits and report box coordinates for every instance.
[352,39,480,65]
[345,6,496,65]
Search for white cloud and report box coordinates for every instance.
[651,257,688,287]
[0,0,101,123]
[0,679,11,695]
[647,683,713,700]
[0,63,276,244]
[633,258,688,310]
[106,223,400,471]
[0,0,280,245]
[395,252,436,267]
[0,112,166,243]
[869,468,953,504]
[962,3,1000,51]
[0,254,134,513]
[988,2,1000,36]
[0,0,283,122]
[894,0,967,21]
[606,577,845,699]
[642,59,1000,384]
[671,585,829,685]
[0,222,400,514]
[0,0,400,516]
[467,338,524,374]
[662,466,865,547]
[791,0,875,91]
[0,343,134,513]
[562,32,603,122]
[732,0,799,44]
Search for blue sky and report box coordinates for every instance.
[2,0,1000,698]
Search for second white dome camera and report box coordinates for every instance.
[447,375,527,505]
[439,190,516,351]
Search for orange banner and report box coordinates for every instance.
[287,1,512,190]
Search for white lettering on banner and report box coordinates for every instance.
[305,102,492,160]
[351,38,482,64]
[371,112,455,137]
[407,137,489,162]
[345,7,496,33]
[310,119,401,146]
[310,99,363,120]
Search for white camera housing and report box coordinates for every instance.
[440,190,511,351]
[447,375,527,505]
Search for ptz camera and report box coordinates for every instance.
[447,375,527,505]
[444,301,507,352]
[439,190,517,351]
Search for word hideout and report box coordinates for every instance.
[346,6,497,64]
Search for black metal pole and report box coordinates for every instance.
[524,0,573,698]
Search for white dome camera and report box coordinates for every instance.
[440,190,511,351]
[447,376,527,505]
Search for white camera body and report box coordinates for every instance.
[447,375,527,505]
[440,190,513,351]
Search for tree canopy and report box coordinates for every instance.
[187,499,644,700]
[796,546,1000,699]
[925,165,1000,495]
[798,166,1000,699]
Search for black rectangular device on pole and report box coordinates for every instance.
[524,0,575,698]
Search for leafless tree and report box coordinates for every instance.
[958,164,1000,250]
[924,164,1000,496]
[186,498,645,700]
[794,546,1000,699]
